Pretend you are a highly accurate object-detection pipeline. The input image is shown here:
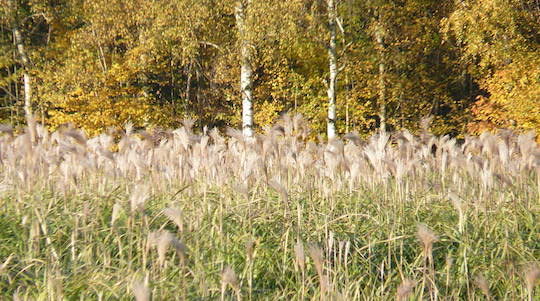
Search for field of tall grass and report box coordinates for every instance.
[0,116,538,300]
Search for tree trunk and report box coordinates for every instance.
[327,0,338,140]
[375,25,386,133]
[235,0,254,138]
[10,0,36,142]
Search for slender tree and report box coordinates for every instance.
[7,0,36,142]
[235,0,254,138]
[326,0,338,139]
[375,19,386,133]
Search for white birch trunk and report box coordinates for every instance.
[375,25,386,133]
[235,0,254,138]
[10,0,36,142]
[327,0,338,140]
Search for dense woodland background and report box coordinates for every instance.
[0,0,539,137]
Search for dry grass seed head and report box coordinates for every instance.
[268,179,289,205]
[0,124,13,136]
[396,278,416,301]
[63,129,87,145]
[417,224,438,254]
[307,243,325,277]
[233,183,249,198]
[448,192,463,213]
[172,238,188,264]
[156,231,175,266]
[163,207,183,231]
[146,231,159,253]
[111,203,123,226]
[474,274,490,298]
[132,278,150,301]
[222,265,239,290]
[525,264,540,294]
[245,237,256,261]
[294,240,305,272]
[182,118,196,134]
[130,185,150,213]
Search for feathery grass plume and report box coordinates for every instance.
[269,124,285,137]
[417,223,438,299]
[124,122,134,136]
[268,178,289,209]
[147,230,188,266]
[448,192,465,233]
[396,279,416,301]
[226,127,245,142]
[163,207,183,232]
[420,115,433,133]
[294,240,306,273]
[182,118,196,135]
[292,114,310,139]
[172,238,188,265]
[174,128,191,151]
[524,264,540,301]
[307,243,324,276]
[343,131,361,146]
[63,129,87,145]
[221,265,241,301]
[209,127,225,145]
[156,231,175,266]
[0,124,13,137]
[233,183,249,199]
[445,253,453,288]
[245,237,256,262]
[497,140,510,165]
[130,185,150,213]
[145,230,159,264]
[474,274,491,299]
[110,203,123,226]
[132,277,150,301]
[517,131,536,162]
[307,243,329,295]
[417,224,438,256]
[47,269,64,301]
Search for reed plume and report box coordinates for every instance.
[221,265,241,301]
[132,277,150,301]
[396,278,416,301]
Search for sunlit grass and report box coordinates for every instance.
[0,117,538,300]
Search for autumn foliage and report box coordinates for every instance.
[0,0,539,137]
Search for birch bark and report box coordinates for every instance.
[235,0,254,138]
[9,0,36,142]
[375,24,386,133]
[327,0,338,140]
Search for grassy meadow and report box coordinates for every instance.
[0,116,539,300]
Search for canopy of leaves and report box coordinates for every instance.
[0,0,538,137]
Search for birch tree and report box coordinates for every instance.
[6,0,36,142]
[326,0,338,139]
[375,20,386,133]
[235,0,254,138]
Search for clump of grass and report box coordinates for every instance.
[0,116,538,299]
